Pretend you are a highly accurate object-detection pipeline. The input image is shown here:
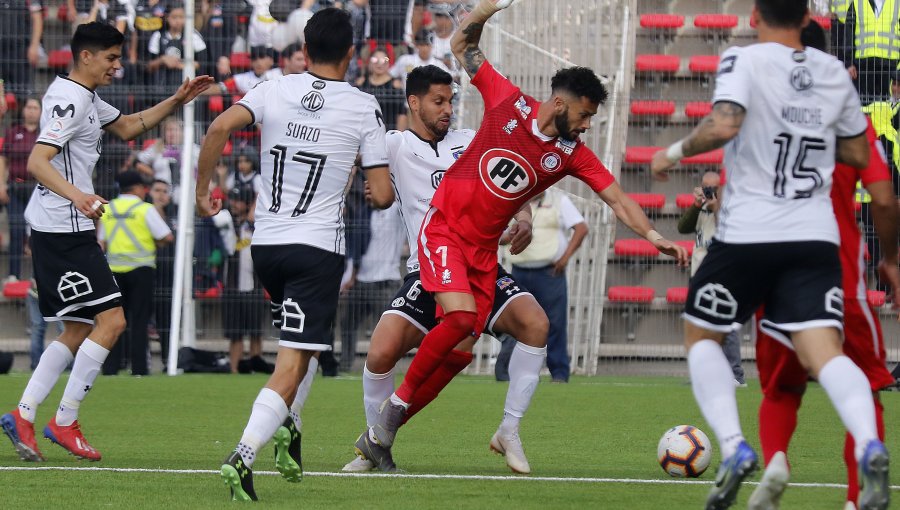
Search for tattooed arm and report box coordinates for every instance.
[451,1,507,78]
[650,101,746,178]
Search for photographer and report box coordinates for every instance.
[677,171,745,386]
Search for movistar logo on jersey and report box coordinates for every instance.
[51,103,75,118]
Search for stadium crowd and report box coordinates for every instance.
[0,0,468,374]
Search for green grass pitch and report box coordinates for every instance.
[1,372,897,509]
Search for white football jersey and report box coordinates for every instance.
[387,128,475,271]
[237,73,389,254]
[26,76,121,233]
[713,43,866,245]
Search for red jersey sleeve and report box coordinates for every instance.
[567,145,615,194]
[470,61,520,111]
[859,122,891,187]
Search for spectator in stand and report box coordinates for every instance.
[677,171,746,386]
[199,0,248,68]
[222,185,273,374]
[149,179,175,368]
[428,3,456,76]
[270,0,316,52]
[0,0,42,95]
[502,187,589,384]
[369,0,418,50]
[0,97,40,282]
[339,201,404,373]
[195,187,232,294]
[136,117,199,201]
[147,3,209,100]
[76,0,129,33]
[221,45,281,94]
[224,148,263,195]
[246,0,278,49]
[833,0,900,104]
[390,28,448,91]
[130,0,166,63]
[98,170,174,376]
[356,47,406,130]
[279,42,307,74]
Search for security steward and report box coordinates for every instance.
[99,170,173,375]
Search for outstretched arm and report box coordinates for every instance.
[451,0,514,78]
[105,76,214,141]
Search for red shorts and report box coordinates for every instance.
[756,299,893,398]
[417,208,497,336]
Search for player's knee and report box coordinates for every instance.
[519,311,549,347]
[366,346,399,374]
[99,308,127,337]
[442,310,478,336]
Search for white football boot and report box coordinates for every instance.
[490,428,531,474]
[341,454,375,472]
[748,451,790,510]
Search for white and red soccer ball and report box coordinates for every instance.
[657,425,712,478]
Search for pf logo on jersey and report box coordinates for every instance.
[479,148,537,200]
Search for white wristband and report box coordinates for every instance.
[665,140,685,163]
[646,229,664,243]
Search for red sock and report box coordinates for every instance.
[845,398,885,503]
[395,310,477,403]
[402,349,473,424]
[758,392,802,466]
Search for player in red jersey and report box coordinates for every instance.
[746,22,900,510]
[355,0,689,463]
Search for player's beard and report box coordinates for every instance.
[553,108,575,140]
[425,116,451,139]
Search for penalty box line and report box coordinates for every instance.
[0,465,895,490]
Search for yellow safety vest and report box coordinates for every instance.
[100,196,157,273]
[855,0,900,60]
[833,0,851,22]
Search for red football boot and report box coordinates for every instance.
[44,418,102,461]
[1,409,45,461]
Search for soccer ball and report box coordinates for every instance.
[657,425,712,478]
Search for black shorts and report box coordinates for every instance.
[251,244,344,351]
[683,240,843,340]
[383,265,531,337]
[31,230,122,324]
[222,289,265,340]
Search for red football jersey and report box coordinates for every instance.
[431,61,615,249]
[832,119,891,300]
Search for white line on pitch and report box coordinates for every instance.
[0,465,895,490]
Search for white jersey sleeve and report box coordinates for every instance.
[97,96,121,128]
[712,46,751,109]
[235,79,276,125]
[836,79,867,138]
[360,96,389,169]
[36,93,90,149]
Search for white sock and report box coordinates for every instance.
[818,355,878,461]
[363,364,395,427]
[501,343,545,435]
[688,339,744,459]
[238,387,289,468]
[19,341,73,423]
[289,357,318,432]
[56,339,108,427]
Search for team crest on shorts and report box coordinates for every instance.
[541,152,561,172]
[694,283,737,320]
[479,148,538,200]
[57,272,92,302]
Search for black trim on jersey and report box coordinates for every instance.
[836,126,868,139]
[100,112,122,129]
[63,144,76,232]
[234,102,257,128]
[36,141,62,153]
[59,75,96,96]
[409,129,442,157]
[360,163,389,170]
[712,99,747,112]
[307,72,345,83]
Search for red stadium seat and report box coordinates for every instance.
[47,49,73,70]
[676,193,697,209]
[640,14,685,29]
[230,52,251,71]
[614,239,659,258]
[867,290,886,307]
[689,55,720,74]
[2,280,31,299]
[635,54,681,73]
[208,95,224,114]
[694,14,738,29]
[812,15,832,30]
[682,149,724,165]
[608,286,655,304]
[4,93,15,111]
[624,146,659,165]
[666,287,689,304]
[685,101,712,118]
[627,193,666,210]
[675,240,695,256]
[631,100,676,117]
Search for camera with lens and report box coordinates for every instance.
[702,186,717,199]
